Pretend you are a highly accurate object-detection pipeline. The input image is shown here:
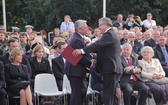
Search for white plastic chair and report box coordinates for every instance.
[62,74,71,105]
[34,73,63,105]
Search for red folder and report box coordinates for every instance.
[61,45,82,66]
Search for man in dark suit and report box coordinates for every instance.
[144,30,160,48]
[120,29,129,45]
[0,61,7,105]
[128,31,143,59]
[64,19,91,105]
[0,38,32,77]
[154,35,168,77]
[73,17,122,105]
[120,43,148,105]
[52,42,67,91]
[113,14,125,30]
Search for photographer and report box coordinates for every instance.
[123,14,145,31]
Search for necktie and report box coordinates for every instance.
[162,47,168,64]
[127,58,137,82]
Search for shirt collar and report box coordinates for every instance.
[104,27,111,33]
[77,32,85,39]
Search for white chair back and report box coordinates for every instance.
[34,73,62,96]
[62,74,71,94]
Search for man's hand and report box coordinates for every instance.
[91,59,96,68]
[72,49,82,57]
[124,66,132,73]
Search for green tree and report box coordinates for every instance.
[0,0,168,32]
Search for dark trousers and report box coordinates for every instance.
[103,73,119,105]
[56,80,63,91]
[0,88,7,105]
[68,76,87,105]
[122,80,148,105]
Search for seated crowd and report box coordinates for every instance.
[1,13,168,105]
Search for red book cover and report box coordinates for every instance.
[61,45,82,66]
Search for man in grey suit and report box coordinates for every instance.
[73,17,122,105]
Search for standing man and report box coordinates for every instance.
[64,20,91,105]
[73,17,122,105]
[25,25,34,39]
[113,14,125,30]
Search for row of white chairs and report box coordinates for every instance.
[34,73,99,105]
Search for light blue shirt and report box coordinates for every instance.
[60,22,75,33]
[161,47,168,64]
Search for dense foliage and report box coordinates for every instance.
[0,0,168,32]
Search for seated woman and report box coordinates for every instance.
[138,46,168,105]
[29,44,52,103]
[5,48,33,105]
[30,44,52,79]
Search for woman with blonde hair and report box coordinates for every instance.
[5,48,33,105]
[30,44,51,79]
[30,44,52,104]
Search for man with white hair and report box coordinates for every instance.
[64,19,91,105]
[128,31,143,59]
[144,30,160,48]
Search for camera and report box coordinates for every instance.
[134,16,138,19]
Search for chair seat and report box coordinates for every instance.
[37,91,63,96]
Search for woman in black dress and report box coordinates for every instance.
[29,44,52,103]
[5,48,33,105]
[30,44,51,79]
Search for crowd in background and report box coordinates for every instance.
[0,12,168,105]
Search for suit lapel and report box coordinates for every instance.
[121,56,128,67]
[59,56,64,68]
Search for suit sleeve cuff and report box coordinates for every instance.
[81,49,85,54]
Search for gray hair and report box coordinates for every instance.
[121,43,132,50]
[129,31,135,36]
[75,19,87,31]
[141,46,154,57]
[99,17,112,27]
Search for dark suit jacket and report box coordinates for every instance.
[154,44,168,67]
[112,20,125,29]
[120,55,142,85]
[30,57,52,79]
[64,32,91,78]
[0,52,32,77]
[0,61,5,89]
[4,63,29,87]
[90,67,103,89]
[144,38,157,48]
[83,28,122,75]
[120,38,128,45]
[52,56,64,80]
[132,40,143,55]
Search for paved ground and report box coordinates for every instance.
[148,97,168,105]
